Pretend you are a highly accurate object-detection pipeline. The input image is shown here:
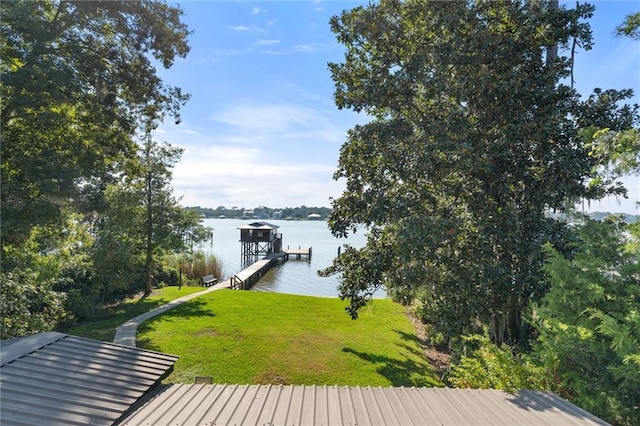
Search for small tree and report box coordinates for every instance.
[139,132,186,296]
[95,131,208,298]
[533,217,640,425]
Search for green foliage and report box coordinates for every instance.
[616,11,640,40]
[448,335,546,393]
[0,0,193,336]
[0,213,98,333]
[0,0,190,248]
[588,127,640,187]
[579,87,640,201]
[136,134,186,295]
[91,183,145,301]
[533,217,640,425]
[323,0,637,346]
[1,271,67,339]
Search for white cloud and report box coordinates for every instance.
[211,103,319,134]
[293,44,314,53]
[255,39,280,46]
[228,25,250,32]
[157,99,361,208]
[171,144,341,208]
[252,7,266,15]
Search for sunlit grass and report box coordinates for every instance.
[69,285,205,342]
[137,290,442,387]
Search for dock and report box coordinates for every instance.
[284,246,312,260]
[230,258,275,290]
[229,247,312,290]
[231,223,312,290]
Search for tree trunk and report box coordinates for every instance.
[143,156,154,298]
[546,0,559,66]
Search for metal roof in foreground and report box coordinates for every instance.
[119,383,609,426]
[0,332,178,426]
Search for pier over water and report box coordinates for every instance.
[230,222,311,290]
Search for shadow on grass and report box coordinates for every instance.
[342,346,439,387]
[392,328,430,359]
[393,328,427,346]
[68,297,175,341]
[137,299,216,352]
[154,298,216,321]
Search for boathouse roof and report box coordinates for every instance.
[1,333,609,426]
[237,221,280,230]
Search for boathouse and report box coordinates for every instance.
[238,221,282,264]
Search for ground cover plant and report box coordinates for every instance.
[69,286,205,342]
[137,290,442,387]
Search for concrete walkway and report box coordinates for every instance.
[113,280,231,347]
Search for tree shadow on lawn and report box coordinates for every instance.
[393,328,425,344]
[393,327,451,377]
[137,299,216,352]
[341,346,440,387]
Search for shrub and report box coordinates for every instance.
[447,335,546,392]
[532,218,640,425]
[1,271,68,338]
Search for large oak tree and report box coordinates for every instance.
[323,0,636,345]
[0,1,196,337]
[1,0,190,250]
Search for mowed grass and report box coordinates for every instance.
[69,286,205,342]
[137,290,442,387]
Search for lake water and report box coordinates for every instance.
[198,219,384,298]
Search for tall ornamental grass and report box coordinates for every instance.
[165,251,222,283]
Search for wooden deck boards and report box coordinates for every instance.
[283,247,312,259]
[230,247,312,290]
[230,259,274,290]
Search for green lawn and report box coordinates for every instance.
[69,285,205,342]
[137,290,442,387]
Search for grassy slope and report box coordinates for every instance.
[137,290,442,387]
[69,286,205,342]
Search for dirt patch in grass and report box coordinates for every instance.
[195,328,217,337]
[253,368,293,385]
[405,310,451,378]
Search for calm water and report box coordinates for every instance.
[198,219,384,298]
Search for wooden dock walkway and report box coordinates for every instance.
[230,258,276,290]
[229,247,312,290]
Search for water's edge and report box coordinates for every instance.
[197,219,385,298]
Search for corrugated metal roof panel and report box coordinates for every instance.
[119,384,610,426]
[0,332,178,426]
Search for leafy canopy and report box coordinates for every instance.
[0,0,191,248]
[534,217,640,425]
[323,0,636,345]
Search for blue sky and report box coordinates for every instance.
[156,0,639,213]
